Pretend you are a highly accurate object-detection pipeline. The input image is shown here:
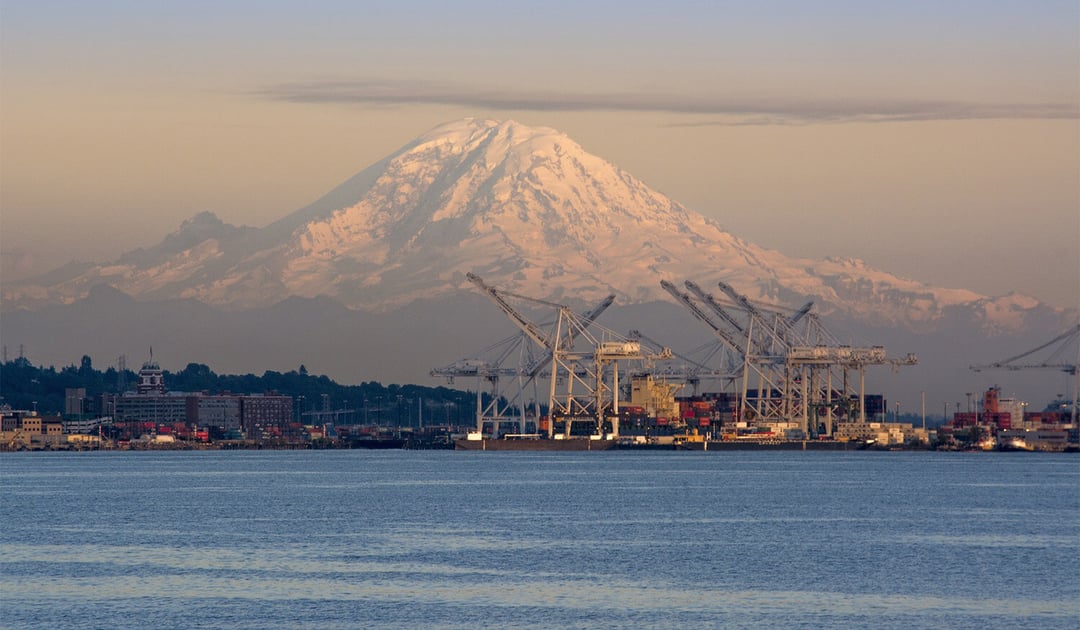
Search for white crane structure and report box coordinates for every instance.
[455,273,670,439]
[432,282,615,436]
[662,279,917,435]
[970,323,1080,424]
[430,332,549,436]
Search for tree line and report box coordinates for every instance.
[0,355,478,424]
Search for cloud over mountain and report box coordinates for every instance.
[257,79,1078,124]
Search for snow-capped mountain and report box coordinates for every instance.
[2,118,1068,333]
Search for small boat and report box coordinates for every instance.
[999,436,1034,452]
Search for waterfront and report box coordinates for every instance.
[1,451,1078,629]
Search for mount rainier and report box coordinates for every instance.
[3,118,1067,336]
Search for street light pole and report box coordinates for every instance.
[921,391,925,431]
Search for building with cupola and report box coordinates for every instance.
[112,357,188,427]
[136,358,166,395]
[106,351,293,440]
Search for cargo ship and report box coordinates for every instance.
[677,438,866,451]
[453,432,617,451]
[344,435,406,449]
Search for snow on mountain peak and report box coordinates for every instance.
[279,116,736,308]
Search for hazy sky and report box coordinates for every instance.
[2,0,1078,308]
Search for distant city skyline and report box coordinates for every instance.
[2,0,1077,308]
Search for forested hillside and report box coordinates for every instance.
[0,356,476,424]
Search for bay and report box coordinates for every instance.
[1,451,1077,629]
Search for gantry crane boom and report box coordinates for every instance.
[684,280,746,335]
[716,280,766,320]
[527,293,616,379]
[970,324,1080,372]
[467,272,553,350]
[714,280,801,358]
[660,280,745,353]
[970,323,1080,424]
[787,301,815,326]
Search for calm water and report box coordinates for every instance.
[1,451,1077,629]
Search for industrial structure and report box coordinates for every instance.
[432,273,670,438]
[660,279,916,436]
[971,323,1080,425]
[434,275,919,444]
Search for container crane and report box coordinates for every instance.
[462,274,670,438]
[434,276,616,436]
[430,333,547,436]
[663,279,917,434]
[626,329,740,395]
[970,323,1080,424]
